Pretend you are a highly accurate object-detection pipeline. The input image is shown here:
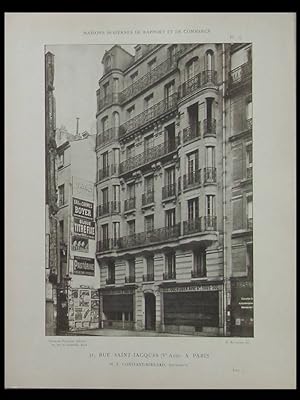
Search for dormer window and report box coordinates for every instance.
[135,46,142,60]
[105,55,112,72]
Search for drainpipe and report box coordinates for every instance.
[222,44,229,336]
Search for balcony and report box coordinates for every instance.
[142,191,155,206]
[125,275,135,284]
[96,238,121,253]
[228,61,252,92]
[163,271,176,280]
[203,167,217,183]
[124,197,136,212]
[119,138,179,175]
[106,277,115,285]
[97,201,121,218]
[120,224,180,249]
[178,70,218,99]
[191,270,206,279]
[203,118,216,137]
[162,183,176,200]
[97,92,121,113]
[119,48,189,104]
[143,273,154,282]
[96,128,119,148]
[183,122,201,144]
[183,216,217,236]
[247,217,253,231]
[97,167,110,182]
[119,93,178,137]
[183,170,201,190]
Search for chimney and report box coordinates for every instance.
[76,117,80,135]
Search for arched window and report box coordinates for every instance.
[101,116,108,132]
[206,50,214,71]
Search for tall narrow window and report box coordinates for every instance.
[58,152,64,169]
[103,82,109,99]
[112,148,120,172]
[113,78,119,93]
[206,50,214,71]
[107,261,115,284]
[187,150,199,175]
[246,243,253,279]
[148,58,156,72]
[165,208,176,227]
[246,144,253,179]
[188,198,199,221]
[247,196,253,230]
[145,175,154,193]
[206,195,215,217]
[144,93,154,110]
[102,151,109,176]
[164,80,175,99]
[186,58,198,80]
[58,184,65,206]
[206,98,214,127]
[146,256,154,279]
[102,116,109,132]
[144,134,154,157]
[59,220,64,242]
[128,259,135,282]
[127,182,135,199]
[127,220,135,236]
[102,224,109,249]
[193,249,206,278]
[144,215,154,232]
[168,44,178,64]
[126,143,135,160]
[113,185,120,202]
[165,167,175,186]
[112,222,120,245]
[102,188,109,214]
[127,105,135,120]
[165,252,176,279]
[206,147,215,168]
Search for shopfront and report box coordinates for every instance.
[100,286,136,330]
[230,278,254,337]
[160,282,223,336]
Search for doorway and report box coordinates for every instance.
[145,293,156,330]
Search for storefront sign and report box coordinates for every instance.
[73,197,94,219]
[73,256,95,276]
[162,284,221,293]
[71,236,89,252]
[73,217,95,239]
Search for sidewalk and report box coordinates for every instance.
[64,328,190,337]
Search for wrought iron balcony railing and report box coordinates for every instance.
[163,271,176,280]
[124,197,136,212]
[96,128,119,148]
[183,216,217,235]
[162,183,176,199]
[203,167,217,183]
[97,203,110,217]
[119,138,179,175]
[229,61,252,89]
[96,238,121,252]
[183,122,201,143]
[96,201,121,217]
[119,224,180,249]
[106,277,115,285]
[111,200,121,214]
[178,70,218,99]
[247,166,253,179]
[183,169,201,189]
[203,118,216,136]
[125,275,136,283]
[119,93,178,137]
[143,273,154,282]
[119,47,190,104]
[97,166,110,182]
[191,270,206,278]
[142,190,155,206]
[97,93,121,112]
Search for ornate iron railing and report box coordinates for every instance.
[178,70,218,98]
[229,62,252,89]
[183,122,201,143]
[97,93,121,112]
[124,197,136,212]
[183,169,201,189]
[143,273,154,282]
[183,217,202,235]
[163,271,176,280]
[162,183,176,199]
[142,191,155,206]
[191,270,206,278]
[96,128,119,148]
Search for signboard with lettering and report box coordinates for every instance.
[73,197,94,220]
[73,217,95,239]
[73,256,95,276]
[161,284,222,293]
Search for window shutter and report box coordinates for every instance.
[232,144,244,181]
[232,197,244,230]
[232,246,247,274]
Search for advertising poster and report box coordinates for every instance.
[73,256,95,276]
[73,218,95,239]
[71,236,89,253]
[72,197,94,220]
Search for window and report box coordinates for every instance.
[206,195,215,217]
[165,208,176,227]
[206,97,214,127]
[58,184,65,206]
[148,58,157,72]
[186,58,198,80]
[127,182,135,199]
[127,220,135,236]
[102,187,109,205]
[145,175,154,193]
[145,215,154,232]
[206,146,215,168]
[112,222,120,244]
[58,152,64,168]
[130,71,138,83]
[59,220,64,242]
[113,78,119,93]
[193,249,206,277]
[112,148,120,168]
[187,150,199,175]
[188,198,199,221]
[168,45,178,64]
[144,93,154,110]
[128,259,135,279]
[246,144,253,179]
[113,185,120,203]
[165,167,175,186]
[127,105,135,120]
[102,116,109,132]
[146,256,154,277]
[247,196,253,230]
[107,261,115,283]
[103,82,109,99]
[101,224,109,242]
[164,80,175,99]
[102,151,109,172]
[126,143,135,160]
[144,134,154,155]
[246,99,253,121]
[165,252,176,279]
[206,50,214,71]
[246,243,253,279]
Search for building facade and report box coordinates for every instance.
[55,129,100,332]
[93,43,253,336]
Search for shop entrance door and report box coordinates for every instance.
[145,293,156,330]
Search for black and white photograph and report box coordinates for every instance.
[45,42,253,337]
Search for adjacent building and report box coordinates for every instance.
[94,43,253,336]
[55,127,100,332]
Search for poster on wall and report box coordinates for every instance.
[73,256,95,276]
[73,217,95,239]
[71,236,89,253]
[72,176,94,202]
[72,197,94,220]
